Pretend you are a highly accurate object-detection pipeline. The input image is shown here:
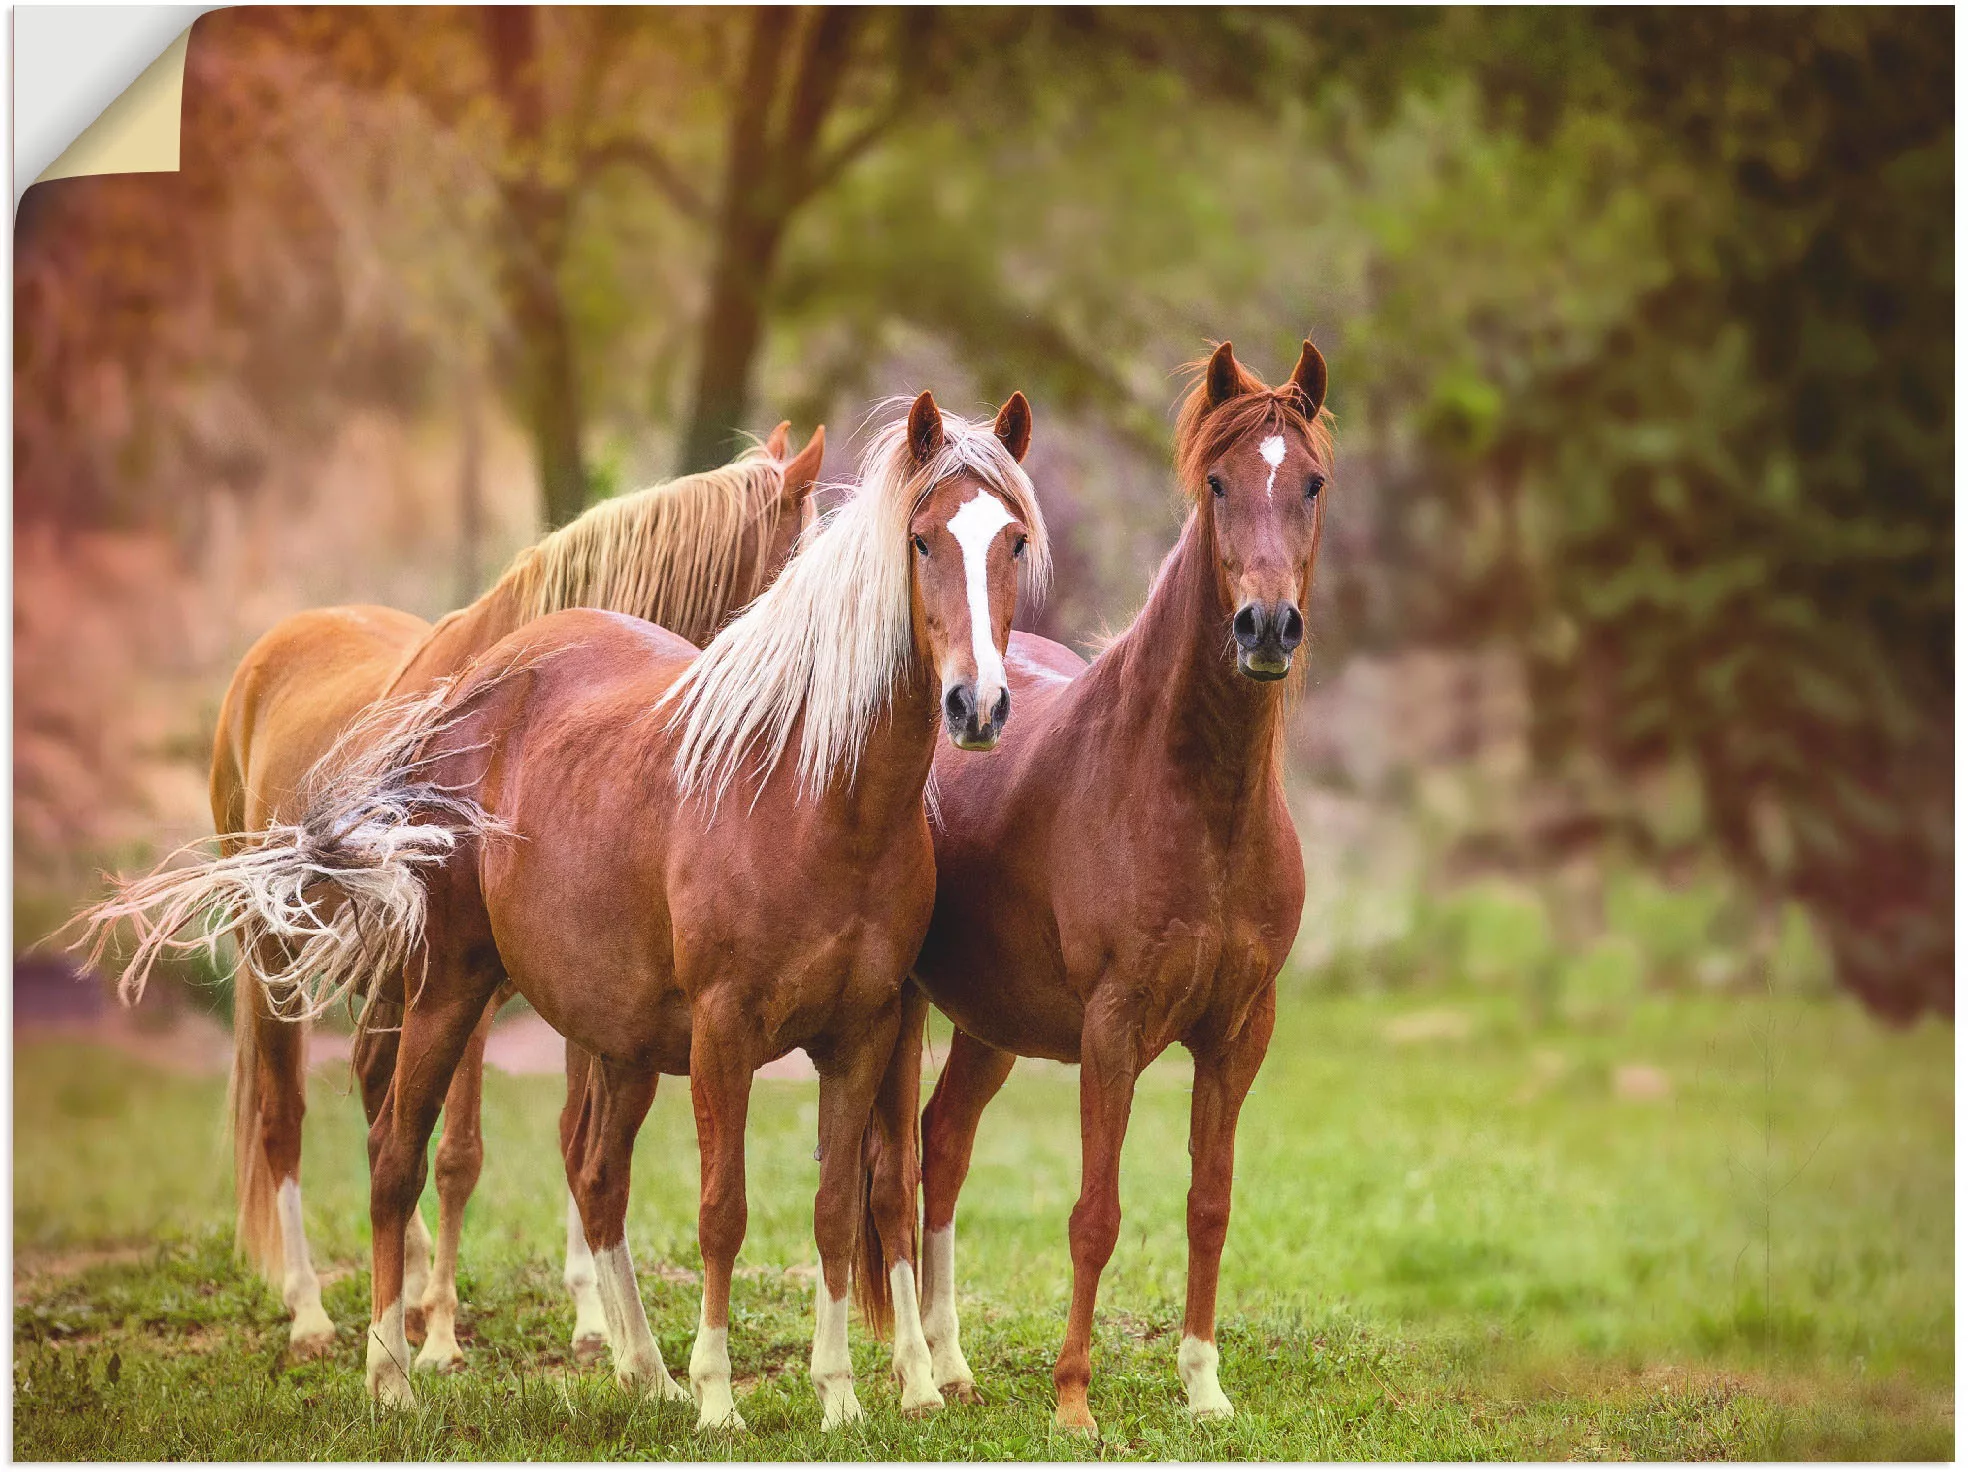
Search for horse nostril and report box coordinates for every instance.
[944,686,972,726]
[990,689,1011,727]
[1232,605,1262,648]
[1278,604,1304,650]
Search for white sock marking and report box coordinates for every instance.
[563,1192,609,1349]
[1179,1333,1234,1418]
[1259,434,1286,501]
[590,1239,684,1399]
[809,1286,863,1429]
[366,1298,414,1406]
[276,1179,334,1345]
[887,1260,943,1412]
[921,1224,976,1390]
[946,490,1015,713]
[691,1299,745,1430]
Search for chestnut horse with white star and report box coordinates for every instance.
[861,341,1332,1434]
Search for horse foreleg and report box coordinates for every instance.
[688,1014,754,1432]
[364,976,495,1409]
[414,997,498,1372]
[566,1057,685,1402]
[811,1003,932,1427]
[1052,1005,1142,1435]
[1179,985,1275,1421]
[559,1038,609,1359]
[918,1026,1016,1401]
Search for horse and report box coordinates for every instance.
[88,390,1049,1430]
[86,424,823,1366]
[859,341,1332,1434]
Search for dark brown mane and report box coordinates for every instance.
[1173,349,1335,501]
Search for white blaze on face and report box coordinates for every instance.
[945,490,1016,710]
[1259,434,1287,501]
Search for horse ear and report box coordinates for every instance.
[992,392,1033,463]
[782,424,824,503]
[1206,341,1244,408]
[1287,340,1327,417]
[907,390,944,464]
[764,420,791,460]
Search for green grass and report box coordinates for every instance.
[14,988,1954,1458]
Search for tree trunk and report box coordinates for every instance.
[485,6,586,527]
[680,222,782,473]
[455,366,484,603]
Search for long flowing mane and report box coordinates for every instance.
[663,402,1050,807]
[488,443,794,647]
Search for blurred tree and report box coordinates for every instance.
[1358,9,1953,1017]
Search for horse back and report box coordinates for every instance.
[211,603,430,839]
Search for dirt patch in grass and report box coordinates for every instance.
[14,1245,153,1301]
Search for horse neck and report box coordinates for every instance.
[813,656,940,835]
[1104,510,1288,805]
[386,583,529,696]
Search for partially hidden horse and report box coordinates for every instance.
[86,424,824,1365]
[91,391,1049,1431]
[860,341,1332,1434]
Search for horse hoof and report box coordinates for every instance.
[287,1327,337,1362]
[696,1408,748,1435]
[1189,1400,1235,1423]
[1054,1403,1098,1436]
[414,1346,465,1375]
[369,1371,417,1410]
[941,1380,984,1407]
[571,1333,608,1366]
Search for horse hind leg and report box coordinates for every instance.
[918,1026,1017,1402]
[364,958,500,1409]
[413,995,499,1372]
[352,992,433,1338]
[565,1057,689,1403]
[235,955,336,1357]
[688,1011,756,1432]
[559,1039,609,1360]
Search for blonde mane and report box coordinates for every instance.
[492,443,792,647]
[663,402,1050,807]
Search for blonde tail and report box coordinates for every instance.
[226,972,286,1285]
[67,671,514,1028]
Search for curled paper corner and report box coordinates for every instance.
[35,25,194,187]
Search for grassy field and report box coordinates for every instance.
[13,987,1954,1459]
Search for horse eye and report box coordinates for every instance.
[912,534,930,556]
[1305,474,1326,501]
[1208,474,1226,499]
[1012,534,1028,559]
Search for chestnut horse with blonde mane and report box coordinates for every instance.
[91,424,822,1365]
[861,341,1332,1433]
[87,391,1047,1432]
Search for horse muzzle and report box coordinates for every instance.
[943,681,1010,751]
[1232,598,1303,682]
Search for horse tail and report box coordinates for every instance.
[226,971,285,1285]
[852,990,928,1338]
[854,1121,896,1338]
[68,673,509,1027]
